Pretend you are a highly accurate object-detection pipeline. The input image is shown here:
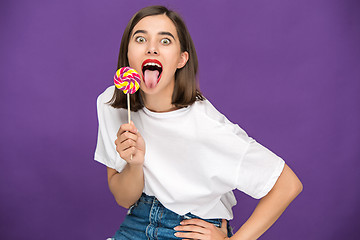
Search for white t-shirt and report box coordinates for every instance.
[94,86,285,220]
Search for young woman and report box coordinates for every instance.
[95,5,303,240]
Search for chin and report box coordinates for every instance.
[140,84,159,94]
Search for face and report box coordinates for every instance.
[127,14,189,97]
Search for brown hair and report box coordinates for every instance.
[108,5,205,111]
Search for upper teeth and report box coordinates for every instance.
[144,62,161,68]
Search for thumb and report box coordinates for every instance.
[221,219,227,230]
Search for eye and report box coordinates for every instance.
[161,38,171,45]
[135,36,146,43]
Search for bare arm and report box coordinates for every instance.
[107,165,144,209]
[107,122,146,209]
[230,163,303,240]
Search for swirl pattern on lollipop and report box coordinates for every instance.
[114,67,141,94]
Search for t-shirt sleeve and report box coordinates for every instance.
[235,137,285,199]
[200,100,285,199]
[94,87,127,172]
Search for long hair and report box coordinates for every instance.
[108,5,205,111]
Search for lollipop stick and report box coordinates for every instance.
[127,93,133,160]
[114,67,140,162]
[127,93,131,124]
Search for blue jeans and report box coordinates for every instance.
[110,193,234,239]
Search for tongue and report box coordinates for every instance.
[144,70,160,88]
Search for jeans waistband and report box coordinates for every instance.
[124,192,234,238]
[138,192,158,204]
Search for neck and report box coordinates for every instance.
[141,77,181,113]
[142,93,179,113]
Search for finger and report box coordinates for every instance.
[220,219,228,235]
[119,146,136,160]
[221,219,227,230]
[117,123,138,137]
[135,128,142,138]
[119,131,138,143]
[119,138,136,151]
[175,224,210,235]
[180,218,214,229]
[115,134,135,147]
[174,230,204,239]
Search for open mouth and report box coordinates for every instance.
[141,59,163,89]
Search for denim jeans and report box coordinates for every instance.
[109,192,234,239]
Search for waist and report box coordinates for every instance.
[124,192,233,237]
[142,187,236,220]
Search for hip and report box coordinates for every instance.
[111,193,233,239]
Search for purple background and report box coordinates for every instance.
[1,0,359,239]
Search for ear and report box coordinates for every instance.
[177,51,189,69]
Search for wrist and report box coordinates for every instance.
[128,162,144,170]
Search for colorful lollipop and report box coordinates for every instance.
[114,67,141,94]
[114,67,141,124]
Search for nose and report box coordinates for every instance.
[146,43,158,55]
[147,49,158,55]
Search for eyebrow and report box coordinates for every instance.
[132,30,176,40]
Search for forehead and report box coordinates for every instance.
[132,14,178,38]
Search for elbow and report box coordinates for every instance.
[116,199,132,209]
[297,179,303,193]
[108,187,132,209]
[114,195,139,209]
[296,179,303,194]
[290,177,303,198]
[114,196,135,209]
[282,164,303,197]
